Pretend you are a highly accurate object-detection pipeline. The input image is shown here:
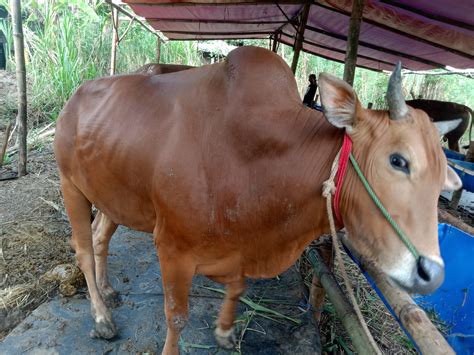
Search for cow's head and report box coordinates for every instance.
[319,63,462,294]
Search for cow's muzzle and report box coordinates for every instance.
[394,256,445,294]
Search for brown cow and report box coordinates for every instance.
[54,47,461,354]
[133,63,194,75]
[406,99,472,152]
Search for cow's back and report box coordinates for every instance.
[54,46,310,241]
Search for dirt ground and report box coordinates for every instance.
[0,144,74,340]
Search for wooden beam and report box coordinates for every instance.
[147,18,287,25]
[293,34,398,68]
[125,0,304,5]
[279,38,383,72]
[291,2,311,74]
[380,0,473,31]
[161,30,275,36]
[110,6,119,75]
[343,0,365,85]
[314,2,472,60]
[106,0,166,41]
[304,25,446,68]
[10,0,27,176]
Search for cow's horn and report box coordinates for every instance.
[387,62,408,120]
[434,119,463,136]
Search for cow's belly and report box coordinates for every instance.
[70,165,157,232]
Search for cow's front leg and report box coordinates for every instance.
[92,211,119,306]
[156,238,195,355]
[215,278,246,349]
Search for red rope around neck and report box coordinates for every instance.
[334,133,352,225]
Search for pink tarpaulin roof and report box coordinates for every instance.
[124,0,474,71]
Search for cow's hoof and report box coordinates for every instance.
[90,318,117,340]
[214,326,236,349]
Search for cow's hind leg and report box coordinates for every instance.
[92,211,119,306]
[214,278,246,349]
[61,176,116,339]
[156,233,195,355]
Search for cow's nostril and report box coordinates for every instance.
[416,256,444,290]
[417,257,431,282]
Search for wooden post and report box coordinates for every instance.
[0,121,12,167]
[343,0,365,85]
[308,249,381,355]
[110,6,119,75]
[10,0,27,176]
[156,37,161,63]
[291,2,311,74]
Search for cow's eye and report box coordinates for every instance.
[390,154,410,174]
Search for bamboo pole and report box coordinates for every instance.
[343,0,365,85]
[362,261,455,354]
[290,2,311,74]
[438,208,474,236]
[308,249,381,355]
[110,6,119,75]
[10,0,27,176]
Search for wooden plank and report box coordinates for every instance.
[343,0,365,85]
[290,2,310,74]
[10,0,27,176]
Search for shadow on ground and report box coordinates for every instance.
[0,227,320,354]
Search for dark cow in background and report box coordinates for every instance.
[134,63,194,75]
[407,99,472,152]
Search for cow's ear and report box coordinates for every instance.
[319,73,359,133]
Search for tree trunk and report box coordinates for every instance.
[10,0,27,176]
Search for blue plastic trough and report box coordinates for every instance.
[443,148,466,161]
[414,224,474,354]
[347,223,474,354]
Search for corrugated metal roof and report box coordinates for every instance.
[123,0,474,71]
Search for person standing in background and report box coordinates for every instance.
[303,74,318,107]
